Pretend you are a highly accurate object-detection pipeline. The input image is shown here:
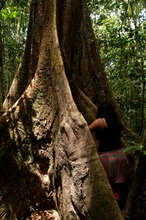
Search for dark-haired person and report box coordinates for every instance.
[89,103,130,209]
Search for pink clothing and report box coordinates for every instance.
[99,149,129,184]
[114,192,120,201]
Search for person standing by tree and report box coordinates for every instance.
[89,102,130,209]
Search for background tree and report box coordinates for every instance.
[88,0,146,137]
[0,0,7,110]
[87,1,146,218]
[0,0,30,102]
[0,20,4,109]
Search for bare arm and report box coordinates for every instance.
[89,118,107,131]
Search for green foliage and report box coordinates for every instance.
[1,6,20,19]
[88,0,146,136]
[123,144,144,153]
[123,143,146,156]
[0,0,7,11]
[0,0,31,97]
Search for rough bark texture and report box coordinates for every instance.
[57,0,109,105]
[57,0,141,146]
[0,0,135,219]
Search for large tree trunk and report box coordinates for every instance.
[0,0,137,219]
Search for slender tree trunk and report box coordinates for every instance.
[123,150,146,220]
[139,57,145,136]
[0,21,4,110]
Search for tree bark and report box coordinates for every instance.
[123,151,146,220]
[139,57,145,136]
[0,0,134,219]
[0,21,4,110]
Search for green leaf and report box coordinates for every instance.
[123,145,144,153]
